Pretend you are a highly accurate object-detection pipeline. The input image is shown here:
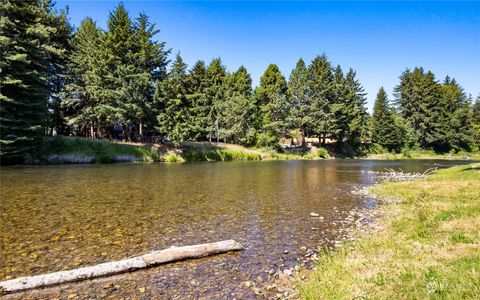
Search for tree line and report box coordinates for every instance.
[1,1,479,164]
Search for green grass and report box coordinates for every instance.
[366,149,480,160]
[40,137,340,164]
[42,136,157,163]
[299,163,480,299]
[180,148,262,162]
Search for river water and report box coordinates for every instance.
[0,160,471,299]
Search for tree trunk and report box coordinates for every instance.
[301,126,306,146]
[0,240,242,294]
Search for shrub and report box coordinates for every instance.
[317,147,330,159]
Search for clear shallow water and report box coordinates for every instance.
[0,160,472,299]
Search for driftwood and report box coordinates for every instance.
[0,239,242,294]
[378,168,437,181]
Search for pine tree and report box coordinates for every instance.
[306,54,335,144]
[205,58,227,142]
[254,64,289,145]
[288,58,310,145]
[343,69,369,146]
[61,17,102,138]
[154,53,191,143]
[371,88,406,152]
[472,95,480,150]
[188,60,209,140]
[1,0,60,163]
[394,67,445,151]
[121,12,170,140]
[46,5,73,136]
[217,66,255,144]
[441,77,474,151]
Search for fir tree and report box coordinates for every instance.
[288,58,310,145]
[441,77,474,151]
[154,53,191,143]
[472,96,480,150]
[1,0,60,163]
[394,67,445,151]
[46,5,73,136]
[188,60,209,140]
[217,66,255,144]
[343,69,369,146]
[371,88,405,152]
[206,58,227,142]
[306,54,335,144]
[61,18,102,137]
[254,64,289,145]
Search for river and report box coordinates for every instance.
[0,160,471,299]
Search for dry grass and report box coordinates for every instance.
[299,163,480,299]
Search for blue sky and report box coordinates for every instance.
[56,1,480,111]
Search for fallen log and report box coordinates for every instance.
[0,239,242,294]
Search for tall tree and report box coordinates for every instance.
[394,67,445,151]
[254,64,289,145]
[154,53,191,143]
[217,66,256,144]
[472,95,480,150]
[342,68,369,146]
[371,87,409,152]
[46,5,73,136]
[288,58,310,145]
[61,17,102,138]
[0,0,60,163]
[441,77,474,151]
[121,12,170,140]
[188,60,209,140]
[205,58,227,142]
[307,54,335,144]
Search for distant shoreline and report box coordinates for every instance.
[8,136,479,166]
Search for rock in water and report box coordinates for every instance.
[310,212,319,217]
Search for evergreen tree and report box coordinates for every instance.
[121,12,170,140]
[371,88,406,152]
[188,60,209,140]
[254,64,289,145]
[288,58,310,145]
[394,67,446,151]
[441,77,474,151]
[46,5,73,136]
[343,69,369,146]
[205,58,227,142]
[472,96,480,150]
[1,0,60,163]
[306,54,335,144]
[217,66,255,144]
[61,18,102,137]
[154,53,191,143]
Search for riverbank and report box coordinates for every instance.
[34,136,480,165]
[299,163,480,299]
[36,136,326,164]
[366,150,480,160]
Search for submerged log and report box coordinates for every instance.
[0,239,242,294]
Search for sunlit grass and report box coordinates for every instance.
[299,163,480,299]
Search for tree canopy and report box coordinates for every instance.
[0,2,477,164]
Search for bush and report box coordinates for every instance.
[317,147,330,159]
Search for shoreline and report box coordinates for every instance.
[6,136,479,166]
[298,163,480,299]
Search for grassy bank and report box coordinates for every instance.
[40,136,332,164]
[41,136,158,163]
[299,163,480,299]
[366,149,480,160]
